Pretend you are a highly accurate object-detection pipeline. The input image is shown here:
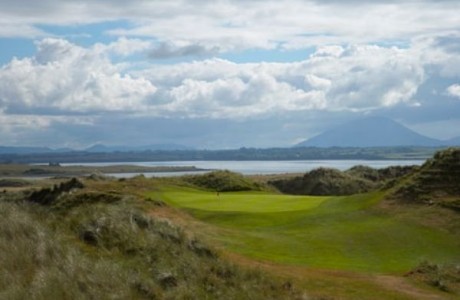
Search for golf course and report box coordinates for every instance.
[1,149,459,299]
[153,186,460,274]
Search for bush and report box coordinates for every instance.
[270,165,418,196]
[390,148,460,205]
[0,179,32,187]
[406,261,460,294]
[28,178,84,205]
[183,170,262,192]
[270,167,375,196]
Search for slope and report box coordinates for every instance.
[0,177,303,300]
[296,117,441,147]
[268,165,416,196]
[155,187,460,274]
[445,136,460,146]
[389,147,460,210]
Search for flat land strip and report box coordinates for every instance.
[0,164,204,178]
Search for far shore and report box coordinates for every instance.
[0,163,208,178]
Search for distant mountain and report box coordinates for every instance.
[85,144,193,153]
[0,146,53,154]
[445,136,460,146]
[296,117,442,147]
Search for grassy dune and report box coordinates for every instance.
[154,187,460,274]
[0,179,304,300]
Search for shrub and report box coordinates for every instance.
[270,167,375,195]
[270,164,418,196]
[28,178,84,205]
[183,170,262,192]
[406,261,460,294]
[390,148,460,205]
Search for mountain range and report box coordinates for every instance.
[1,117,459,154]
[0,144,192,155]
[296,117,460,148]
[446,136,460,145]
[85,144,193,153]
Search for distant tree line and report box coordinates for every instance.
[0,146,440,164]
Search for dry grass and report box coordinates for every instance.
[0,180,306,300]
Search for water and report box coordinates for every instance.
[61,159,425,178]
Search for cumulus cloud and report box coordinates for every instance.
[447,84,460,98]
[412,33,460,78]
[135,43,426,118]
[2,35,458,120]
[0,38,157,114]
[1,32,460,146]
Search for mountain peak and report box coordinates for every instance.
[296,117,441,147]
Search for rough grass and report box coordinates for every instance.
[182,170,263,192]
[269,165,417,196]
[0,185,305,300]
[154,187,460,274]
[0,201,140,300]
[0,178,32,187]
[390,147,460,205]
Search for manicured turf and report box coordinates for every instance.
[152,186,460,273]
[158,186,328,212]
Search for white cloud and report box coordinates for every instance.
[94,37,153,57]
[0,23,47,38]
[447,84,460,98]
[0,1,459,53]
[0,38,157,114]
[412,33,460,78]
[103,1,460,54]
[137,43,425,118]
[1,1,459,148]
[0,35,457,123]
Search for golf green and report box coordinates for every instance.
[152,186,460,273]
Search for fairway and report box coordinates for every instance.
[152,186,460,273]
[158,186,328,212]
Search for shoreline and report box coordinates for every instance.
[0,164,208,178]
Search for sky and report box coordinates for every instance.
[0,0,460,149]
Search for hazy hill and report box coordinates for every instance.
[446,136,460,146]
[85,143,192,153]
[296,117,442,147]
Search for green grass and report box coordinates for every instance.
[160,185,327,213]
[153,187,460,274]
